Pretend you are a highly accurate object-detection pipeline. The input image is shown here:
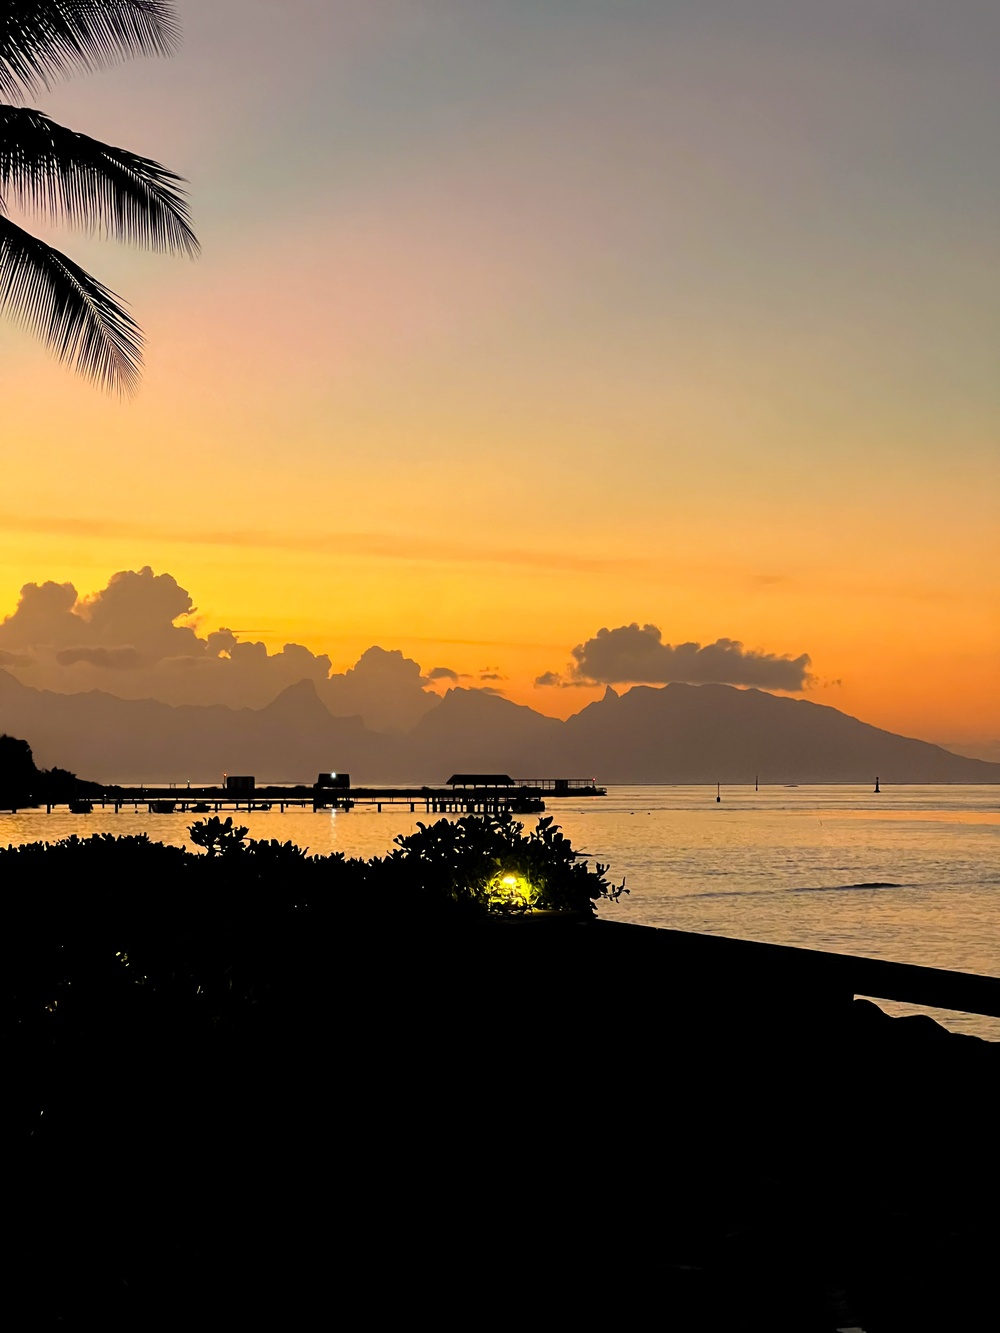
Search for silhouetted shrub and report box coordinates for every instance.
[384,813,626,915]
[4,813,622,1073]
[188,815,249,857]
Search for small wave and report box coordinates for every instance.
[660,880,907,902]
[792,881,904,894]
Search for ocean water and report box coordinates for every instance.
[4,783,997,1038]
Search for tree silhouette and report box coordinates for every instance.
[0,2,198,392]
[189,815,249,859]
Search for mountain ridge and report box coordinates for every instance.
[0,670,995,785]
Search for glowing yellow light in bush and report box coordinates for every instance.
[488,870,537,912]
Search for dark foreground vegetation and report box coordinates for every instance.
[0,732,103,809]
[8,817,997,1330]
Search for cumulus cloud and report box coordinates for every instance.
[323,646,438,733]
[80,568,202,659]
[0,580,81,648]
[0,568,467,732]
[0,568,331,710]
[425,666,460,682]
[539,623,812,691]
[0,569,204,662]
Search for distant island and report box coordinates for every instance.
[1,670,996,786]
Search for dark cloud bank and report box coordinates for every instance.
[537,623,812,692]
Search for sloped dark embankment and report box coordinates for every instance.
[8,834,997,1330]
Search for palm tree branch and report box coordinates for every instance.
[0,104,198,254]
[0,1,179,99]
[0,213,142,392]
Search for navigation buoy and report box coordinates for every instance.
[716,782,721,803]
[874,776,881,794]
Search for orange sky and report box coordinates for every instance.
[2,2,998,759]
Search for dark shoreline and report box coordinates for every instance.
[11,916,998,1329]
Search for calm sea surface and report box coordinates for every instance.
[4,783,997,1038]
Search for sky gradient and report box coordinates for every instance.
[2,1,998,757]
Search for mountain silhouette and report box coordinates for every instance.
[558,682,998,783]
[0,672,391,784]
[0,670,996,785]
[402,687,563,777]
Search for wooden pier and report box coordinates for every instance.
[34,778,607,817]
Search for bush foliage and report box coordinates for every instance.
[4,813,624,1100]
[387,813,625,914]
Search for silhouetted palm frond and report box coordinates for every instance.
[0,3,191,391]
[0,105,198,254]
[0,213,142,392]
[0,1,179,99]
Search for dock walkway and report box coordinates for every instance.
[36,780,607,816]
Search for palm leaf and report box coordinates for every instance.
[0,213,142,392]
[0,1,179,98]
[0,104,198,254]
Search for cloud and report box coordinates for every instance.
[323,646,438,734]
[532,670,592,689]
[0,511,640,576]
[80,568,202,659]
[0,580,81,649]
[548,623,813,691]
[0,568,334,710]
[534,671,563,687]
[0,568,199,660]
[0,566,460,731]
[479,672,505,681]
[206,628,239,656]
[56,646,145,671]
